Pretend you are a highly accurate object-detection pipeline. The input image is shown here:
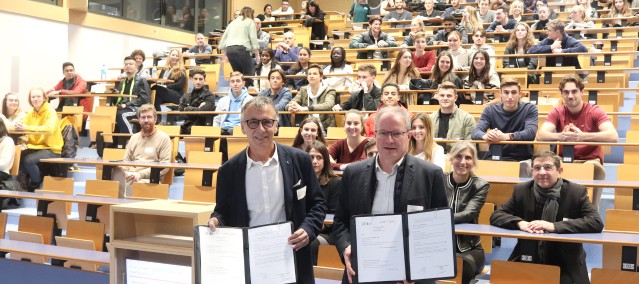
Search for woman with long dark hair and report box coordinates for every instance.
[382,48,420,90]
[329,110,368,170]
[463,50,500,105]
[292,116,327,150]
[287,47,312,90]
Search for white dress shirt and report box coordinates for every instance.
[245,144,286,227]
[371,156,404,214]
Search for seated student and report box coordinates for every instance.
[274,31,302,68]
[111,104,172,198]
[504,22,539,84]
[185,33,213,65]
[530,5,552,41]
[152,48,187,112]
[379,0,397,16]
[301,1,326,40]
[565,5,595,39]
[287,64,336,129]
[258,69,292,126]
[108,56,150,135]
[528,19,588,69]
[445,142,489,284]
[333,64,381,112]
[307,140,341,265]
[509,0,531,22]
[382,49,420,91]
[577,0,599,19]
[430,15,469,45]
[429,51,464,90]
[463,50,501,105]
[461,6,483,34]
[350,0,372,23]
[409,113,445,169]
[46,62,91,122]
[490,151,603,284]
[272,0,295,20]
[254,48,282,92]
[257,4,275,23]
[420,0,442,19]
[602,0,636,27]
[364,138,378,158]
[16,88,63,192]
[478,0,496,23]
[472,77,538,176]
[468,29,496,71]
[447,31,473,71]
[292,116,327,150]
[412,32,437,72]
[213,71,254,161]
[443,0,465,17]
[178,69,216,134]
[118,49,150,80]
[349,16,397,69]
[254,18,271,50]
[429,82,476,152]
[537,74,618,211]
[329,110,369,170]
[3,93,26,150]
[364,83,407,137]
[322,47,353,91]
[383,0,413,28]
[286,47,311,91]
[487,6,518,32]
[402,18,426,47]
[531,0,559,20]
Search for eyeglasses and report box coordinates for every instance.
[245,119,277,129]
[139,115,155,121]
[532,164,556,172]
[376,130,407,139]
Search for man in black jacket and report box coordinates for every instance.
[178,69,216,134]
[332,64,381,112]
[490,151,603,284]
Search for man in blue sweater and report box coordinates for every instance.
[472,77,538,176]
[528,19,588,69]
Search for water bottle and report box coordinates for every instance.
[152,66,158,79]
[100,64,107,80]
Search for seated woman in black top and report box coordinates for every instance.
[152,48,187,111]
[306,140,341,265]
[444,141,489,284]
[503,22,539,84]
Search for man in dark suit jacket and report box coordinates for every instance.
[208,96,327,284]
[332,106,448,283]
[490,151,603,284]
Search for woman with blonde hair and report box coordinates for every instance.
[443,141,489,284]
[603,0,636,27]
[382,48,420,90]
[153,48,187,111]
[447,31,472,71]
[509,0,530,22]
[461,6,482,34]
[3,92,26,149]
[565,5,595,39]
[329,110,369,170]
[402,17,425,47]
[408,113,445,169]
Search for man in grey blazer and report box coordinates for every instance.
[332,106,448,283]
[208,96,326,284]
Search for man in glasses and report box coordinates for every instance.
[537,74,617,211]
[333,105,448,283]
[111,104,172,198]
[491,151,603,284]
[208,96,326,283]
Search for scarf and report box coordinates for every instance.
[533,178,563,263]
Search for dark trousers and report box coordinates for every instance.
[226,45,254,86]
[152,85,183,111]
[115,106,137,134]
[219,128,235,163]
[20,149,61,185]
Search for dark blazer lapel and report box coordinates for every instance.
[236,148,250,226]
[400,155,415,211]
[362,158,375,213]
[277,144,294,219]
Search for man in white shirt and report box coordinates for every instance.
[333,106,448,283]
[273,0,295,20]
[208,96,326,283]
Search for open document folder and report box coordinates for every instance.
[351,207,456,283]
[194,222,297,284]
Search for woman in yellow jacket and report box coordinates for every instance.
[15,87,63,192]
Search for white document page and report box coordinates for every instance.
[355,214,406,283]
[126,259,191,284]
[247,223,296,284]
[197,226,246,283]
[407,209,455,280]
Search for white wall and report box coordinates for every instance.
[0,10,183,109]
